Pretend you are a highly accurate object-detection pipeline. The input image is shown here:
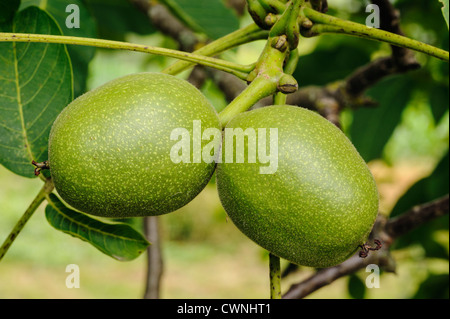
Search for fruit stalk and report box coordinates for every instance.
[218,75,278,127]
[273,47,300,104]
[302,7,450,62]
[0,178,54,262]
[218,33,290,126]
[219,0,304,126]
[269,253,282,299]
[258,0,287,14]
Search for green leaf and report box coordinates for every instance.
[0,0,20,24]
[439,0,449,29]
[162,0,240,40]
[348,274,366,299]
[413,274,449,298]
[391,151,449,218]
[350,75,414,163]
[45,194,150,261]
[83,0,156,41]
[429,83,450,123]
[20,0,98,97]
[0,6,73,178]
[390,151,449,258]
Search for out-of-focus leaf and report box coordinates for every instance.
[390,151,449,258]
[348,274,366,299]
[45,194,150,261]
[0,0,20,23]
[397,0,448,31]
[161,0,239,40]
[294,36,375,87]
[20,0,98,97]
[0,6,73,178]
[391,151,449,218]
[429,84,449,123]
[350,75,414,163]
[84,0,155,41]
[413,274,449,298]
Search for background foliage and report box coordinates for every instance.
[0,0,448,298]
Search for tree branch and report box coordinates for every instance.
[285,85,343,127]
[130,0,198,52]
[310,0,328,13]
[283,194,449,299]
[129,0,250,98]
[130,0,194,299]
[128,0,249,299]
[385,194,449,239]
[285,0,420,125]
[370,0,419,68]
[128,0,445,299]
[143,216,163,299]
[339,0,421,99]
[225,0,247,16]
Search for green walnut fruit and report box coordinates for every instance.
[49,72,220,218]
[216,105,379,268]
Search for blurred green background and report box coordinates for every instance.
[0,0,448,298]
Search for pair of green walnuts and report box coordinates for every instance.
[48,72,379,268]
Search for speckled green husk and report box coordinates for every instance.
[216,105,379,268]
[49,72,220,217]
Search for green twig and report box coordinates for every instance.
[302,7,449,61]
[270,0,296,38]
[0,33,253,80]
[258,0,287,13]
[219,24,290,126]
[163,23,268,75]
[273,48,299,104]
[219,75,277,126]
[0,178,54,262]
[269,253,282,299]
[273,87,288,105]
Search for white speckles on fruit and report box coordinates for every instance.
[216,105,379,268]
[49,72,221,218]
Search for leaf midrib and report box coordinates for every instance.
[13,26,35,163]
